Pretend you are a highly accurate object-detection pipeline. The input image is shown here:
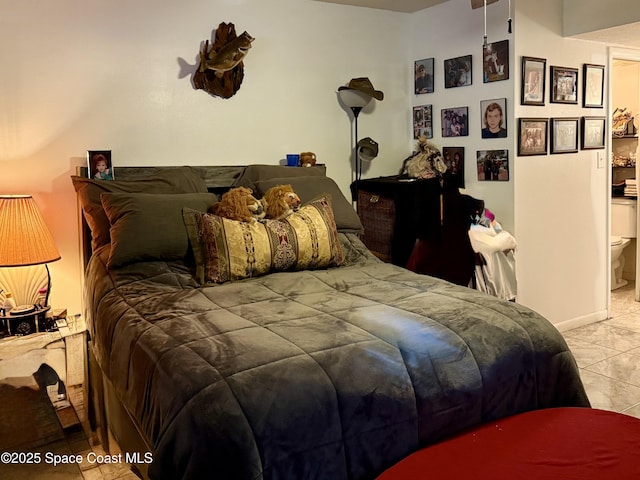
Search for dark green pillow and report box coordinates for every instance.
[100,192,217,268]
[71,166,209,250]
[233,164,326,190]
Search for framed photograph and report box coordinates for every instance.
[413,105,433,139]
[87,150,114,180]
[414,58,434,94]
[443,147,465,188]
[550,117,579,154]
[518,118,548,156]
[444,55,472,88]
[441,107,469,137]
[583,64,605,108]
[521,56,546,106]
[480,98,507,138]
[483,39,509,83]
[551,66,578,104]
[581,116,606,150]
[476,149,509,181]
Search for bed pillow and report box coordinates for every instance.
[71,166,209,250]
[101,192,218,268]
[183,196,344,284]
[253,176,363,234]
[233,164,325,190]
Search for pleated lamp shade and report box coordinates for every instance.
[0,195,61,267]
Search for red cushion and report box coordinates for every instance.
[378,408,640,480]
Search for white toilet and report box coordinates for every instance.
[611,197,637,290]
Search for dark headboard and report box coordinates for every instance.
[76,165,246,193]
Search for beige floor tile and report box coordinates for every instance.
[564,336,620,368]
[579,369,640,412]
[606,310,640,332]
[621,402,640,419]
[81,466,107,480]
[564,322,640,352]
[586,351,640,387]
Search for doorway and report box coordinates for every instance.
[609,48,640,311]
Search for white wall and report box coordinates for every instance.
[410,0,515,233]
[0,0,413,315]
[514,0,609,328]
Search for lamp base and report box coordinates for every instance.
[9,305,36,316]
[0,306,52,337]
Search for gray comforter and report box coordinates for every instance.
[85,233,589,480]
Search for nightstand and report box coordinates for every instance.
[0,313,87,431]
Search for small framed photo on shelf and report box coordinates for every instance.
[413,105,433,139]
[480,98,507,138]
[581,116,606,150]
[443,147,465,188]
[483,39,509,83]
[550,66,578,104]
[87,150,114,180]
[518,118,548,156]
[444,55,472,88]
[441,107,469,137]
[414,58,434,94]
[521,56,546,106]
[550,117,579,154]
[476,149,509,181]
[583,64,605,108]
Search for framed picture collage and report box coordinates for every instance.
[517,59,605,156]
[413,40,511,182]
[412,43,606,183]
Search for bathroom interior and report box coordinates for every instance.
[611,58,640,299]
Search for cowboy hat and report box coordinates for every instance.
[338,77,384,101]
[357,137,379,161]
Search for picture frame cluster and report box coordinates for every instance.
[517,57,606,156]
[517,116,606,156]
[412,40,511,183]
[411,46,606,184]
[521,58,605,108]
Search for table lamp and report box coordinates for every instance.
[0,195,61,313]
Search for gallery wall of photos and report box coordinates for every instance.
[413,39,511,182]
[413,39,605,183]
[517,60,605,156]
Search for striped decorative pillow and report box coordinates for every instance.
[183,196,344,284]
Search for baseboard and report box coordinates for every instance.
[553,310,608,333]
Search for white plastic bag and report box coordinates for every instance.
[469,224,517,301]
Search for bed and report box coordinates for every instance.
[72,164,590,480]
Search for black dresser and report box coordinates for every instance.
[353,175,483,286]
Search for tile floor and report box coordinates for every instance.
[13,284,640,479]
[563,281,640,418]
[64,386,139,480]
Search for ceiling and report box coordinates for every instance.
[313,0,640,48]
[574,22,640,49]
[312,0,448,13]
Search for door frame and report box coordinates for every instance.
[608,47,640,312]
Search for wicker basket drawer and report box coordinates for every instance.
[357,190,395,262]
